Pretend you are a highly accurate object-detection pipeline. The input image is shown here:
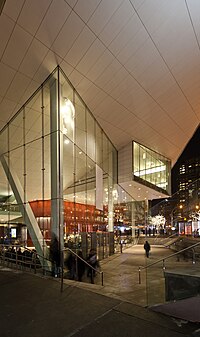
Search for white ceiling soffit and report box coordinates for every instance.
[0,0,199,167]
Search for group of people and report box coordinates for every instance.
[49,234,150,284]
[49,234,100,282]
[1,246,38,265]
[65,248,99,283]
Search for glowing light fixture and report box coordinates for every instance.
[134,165,166,176]
[61,98,75,134]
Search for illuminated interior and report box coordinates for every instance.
[133,141,171,195]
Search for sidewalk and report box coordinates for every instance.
[0,244,199,336]
[0,266,198,337]
[77,244,179,306]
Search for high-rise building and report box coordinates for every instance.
[172,127,200,216]
[178,158,200,211]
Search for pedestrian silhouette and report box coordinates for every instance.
[144,240,151,258]
[49,234,60,277]
[77,250,85,282]
[87,249,99,284]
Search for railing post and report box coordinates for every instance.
[16,250,18,269]
[61,250,64,293]
[34,255,37,274]
[162,259,166,270]
[139,266,141,284]
[3,250,5,266]
[192,248,196,264]
[101,272,104,286]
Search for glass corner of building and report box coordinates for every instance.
[132,140,171,195]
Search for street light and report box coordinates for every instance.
[170,204,184,233]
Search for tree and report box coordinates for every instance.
[189,210,200,222]
[148,215,166,227]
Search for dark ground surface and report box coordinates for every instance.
[0,267,200,337]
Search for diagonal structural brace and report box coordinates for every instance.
[0,154,50,271]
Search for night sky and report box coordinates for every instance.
[172,125,200,193]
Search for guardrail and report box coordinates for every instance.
[0,245,51,276]
[60,248,104,292]
[0,245,104,293]
[138,240,200,284]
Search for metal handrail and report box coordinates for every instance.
[153,232,178,244]
[0,250,42,274]
[138,240,200,284]
[0,244,52,275]
[61,247,104,292]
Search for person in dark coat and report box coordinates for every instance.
[65,252,76,279]
[49,234,60,277]
[77,250,85,282]
[144,240,151,258]
[87,249,99,284]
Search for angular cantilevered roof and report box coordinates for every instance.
[0,0,199,167]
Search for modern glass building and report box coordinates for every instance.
[0,66,171,262]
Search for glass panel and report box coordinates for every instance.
[74,145,87,204]
[75,94,86,153]
[9,147,24,200]
[103,133,109,173]
[145,246,199,307]
[108,143,117,182]
[75,147,87,233]
[63,137,74,201]
[43,135,51,200]
[86,156,96,206]
[96,123,103,168]
[133,142,140,174]
[43,83,51,136]
[25,91,42,143]
[0,157,10,200]
[8,111,23,151]
[60,72,75,143]
[25,139,42,201]
[63,137,75,236]
[86,156,96,232]
[112,145,118,184]
[7,146,26,242]
[86,109,95,162]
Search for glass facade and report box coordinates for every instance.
[0,66,131,258]
[133,141,171,195]
[0,67,171,262]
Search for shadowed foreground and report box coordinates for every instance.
[0,267,199,337]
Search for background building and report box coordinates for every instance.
[150,126,200,235]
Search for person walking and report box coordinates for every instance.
[49,234,61,277]
[87,249,99,284]
[144,240,151,258]
[77,250,85,282]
